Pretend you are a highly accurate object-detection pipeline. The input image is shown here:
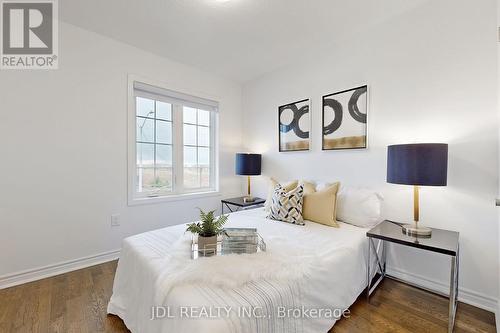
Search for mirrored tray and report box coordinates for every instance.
[191,228,266,259]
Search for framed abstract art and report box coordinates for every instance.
[278,99,310,152]
[322,85,368,150]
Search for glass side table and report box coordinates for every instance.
[221,196,266,214]
[366,220,459,333]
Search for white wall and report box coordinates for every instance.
[0,22,243,279]
[242,0,499,311]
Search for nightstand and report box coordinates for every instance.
[221,197,266,214]
[366,220,459,333]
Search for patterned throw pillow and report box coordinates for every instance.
[267,184,305,225]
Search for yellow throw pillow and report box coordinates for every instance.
[302,182,340,227]
[264,178,298,211]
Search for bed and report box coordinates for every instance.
[107,208,373,333]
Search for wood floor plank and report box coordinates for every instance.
[331,279,496,333]
[0,260,495,333]
[0,282,19,332]
[368,295,445,332]
[36,278,52,333]
[49,274,68,324]
[15,281,40,333]
[382,279,495,333]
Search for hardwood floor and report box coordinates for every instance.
[0,260,495,333]
[330,279,496,333]
[0,261,128,333]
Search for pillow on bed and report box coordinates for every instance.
[264,178,298,211]
[267,184,305,225]
[301,180,316,195]
[303,180,336,192]
[315,181,332,192]
[336,187,384,227]
[302,181,340,227]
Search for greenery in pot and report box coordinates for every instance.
[186,208,229,237]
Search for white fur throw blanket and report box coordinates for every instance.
[154,233,320,304]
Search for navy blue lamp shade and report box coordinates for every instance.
[387,144,448,186]
[235,153,262,176]
[387,143,448,237]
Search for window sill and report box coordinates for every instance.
[128,190,221,206]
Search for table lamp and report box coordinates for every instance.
[387,143,448,237]
[235,153,262,203]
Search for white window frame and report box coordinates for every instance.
[127,75,220,206]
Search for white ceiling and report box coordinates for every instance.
[60,0,427,83]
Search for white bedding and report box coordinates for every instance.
[107,208,372,333]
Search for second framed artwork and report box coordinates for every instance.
[322,85,368,150]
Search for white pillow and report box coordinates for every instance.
[336,187,384,228]
[302,180,337,192]
[315,181,331,192]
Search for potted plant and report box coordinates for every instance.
[186,208,229,255]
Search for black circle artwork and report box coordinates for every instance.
[348,86,367,124]
[323,86,367,136]
[322,98,343,135]
[279,104,309,139]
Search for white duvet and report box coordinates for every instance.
[107,208,372,333]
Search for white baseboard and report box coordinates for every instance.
[387,266,498,313]
[0,249,121,290]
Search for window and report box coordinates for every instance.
[136,98,173,194]
[183,107,212,189]
[129,79,218,203]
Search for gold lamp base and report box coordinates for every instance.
[402,223,432,237]
[243,176,255,203]
[402,185,432,238]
